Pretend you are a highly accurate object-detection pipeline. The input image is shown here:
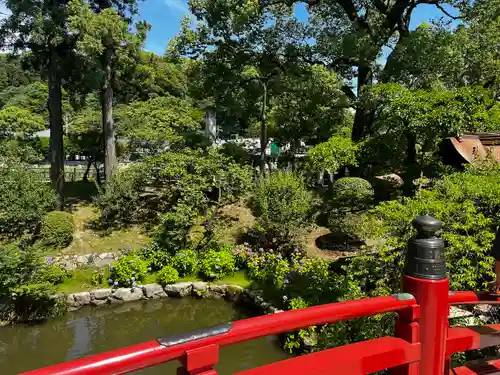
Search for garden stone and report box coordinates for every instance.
[92,289,112,300]
[76,255,87,264]
[209,284,227,299]
[164,282,192,297]
[113,288,143,302]
[225,285,244,301]
[66,294,75,306]
[192,282,208,292]
[143,284,167,299]
[72,292,91,306]
[94,258,114,267]
[90,299,107,307]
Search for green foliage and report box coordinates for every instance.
[91,267,106,286]
[94,164,147,226]
[328,177,374,213]
[218,143,252,165]
[109,254,148,287]
[115,95,204,153]
[172,249,198,277]
[156,265,179,285]
[247,251,291,288]
[199,249,236,280]
[0,243,64,322]
[306,136,358,173]
[38,264,70,285]
[0,106,45,137]
[40,211,75,249]
[345,172,497,295]
[0,165,58,237]
[252,171,313,253]
[95,149,252,239]
[138,242,171,271]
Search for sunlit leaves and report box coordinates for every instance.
[0,106,45,138]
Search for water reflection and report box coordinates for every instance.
[0,298,287,375]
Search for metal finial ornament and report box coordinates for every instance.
[404,215,446,280]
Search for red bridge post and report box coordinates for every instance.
[401,215,448,375]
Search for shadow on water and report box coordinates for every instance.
[0,298,288,375]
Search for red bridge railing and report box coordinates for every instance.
[20,216,500,375]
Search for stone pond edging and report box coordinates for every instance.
[53,252,119,270]
[62,281,284,314]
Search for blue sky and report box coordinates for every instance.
[139,0,459,55]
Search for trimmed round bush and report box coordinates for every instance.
[157,265,179,285]
[40,211,75,249]
[172,249,198,277]
[109,254,148,287]
[199,249,235,280]
[330,177,374,210]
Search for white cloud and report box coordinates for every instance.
[164,0,190,14]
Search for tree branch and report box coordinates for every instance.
[416,0,463,20]
[342,85,357,102]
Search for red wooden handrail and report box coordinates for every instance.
[20,295,415,375]
[17,216,500,375]
[448,291,500,305]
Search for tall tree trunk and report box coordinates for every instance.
[83,159,92,182]
[259,82,267,173]
[403,131,417,196]
[351,65,373,142]
[48,46,65,209]
[102,46,117,182]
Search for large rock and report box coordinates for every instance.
[76,255,88,265]
[142,284,167,299]
[93,258,115,267]
[112,288,144,302]
[72,292,91,306]
[225,285,244,301]
[92,289,112,300]
[209,284,227,299]
[164,282,193,297]
[90,299,108,307]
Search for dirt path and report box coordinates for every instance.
[303,226,364,260]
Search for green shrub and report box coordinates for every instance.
[95,149,252,237]
[346,186,495,295]
[109,254,148,287]
[252,171,313,253]
[0,165,57,237]
[91,267,107,286]
[200,249,235,280]
[157,265,179,285]
[172,249,198,277]
[138,242,171,271]
[219,143,252,165]
[306,135,358,174]
[37,264,70,285]
[0,242,64,322]
[94,164,147,226]
[329,177,374,210]
[40,211,75,249]
[247,251,291,287]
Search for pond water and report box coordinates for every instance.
[0,298,288,375]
